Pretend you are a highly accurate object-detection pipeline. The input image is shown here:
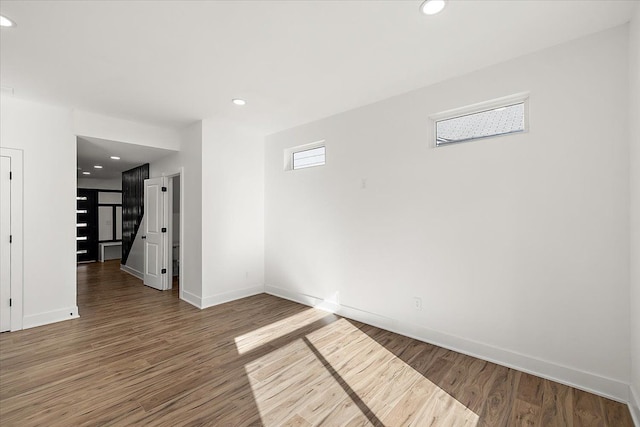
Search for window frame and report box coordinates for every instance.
[430,92,530,148]
[284,140,326,171]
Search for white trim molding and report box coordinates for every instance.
[265,284,630,404]
[23,306,79,329]
[630,385,640,427]
[202,285,265,309]
[181,290,203,309]
[120,264,143,280]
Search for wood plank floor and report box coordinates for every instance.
[0,260,634,426]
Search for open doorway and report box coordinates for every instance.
[76,137,179,293]
[169,175,181,295]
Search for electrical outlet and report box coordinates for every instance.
[413,297,422,311]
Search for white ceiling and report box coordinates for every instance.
[0,1,637,136]
[77,136,176,180]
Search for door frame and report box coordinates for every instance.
[166,170,183,299]
[1,147,23,331]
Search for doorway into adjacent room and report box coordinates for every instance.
[0,148,23,332]
[141,172,181,295]
[76,137,180,298]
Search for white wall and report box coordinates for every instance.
[150,122,202,307]
[265,26,631,401]
[77,177,122,190]
[200,120,265,307]
[122,215,145,279]
[72,110,180,151]
[146,119,265,309]
[0,96,79,327]
[629,4,640,423]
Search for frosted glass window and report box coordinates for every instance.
[436,103,525,146]
[293,146,325,170]
[98,206,113,241]
[99,192,122,204]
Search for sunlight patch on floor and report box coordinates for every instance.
[234,307,332,354]
[242,317,479,426]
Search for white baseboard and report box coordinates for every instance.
[265,284,630,404]
[23,306,79,329]
[202,285,265,309]
[120,264,143,280]
[181,290,203,309]
[180,285,265,310]
[630,385,640,427]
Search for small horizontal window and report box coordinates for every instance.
[77,223,87,227]
[98,192,122,204]
[76,236,87,241]
[293,146,326,170]
[76,196,87,201]
[76,250,88,254]
[284,140,326,171]
[432,93,529,147]
[76,209,87,214]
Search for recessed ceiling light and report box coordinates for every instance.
[82,172,91,175]
[94,165,103,169]
[420,0,446,15]
[232,98,247,106]
[110,156,120,160]
[0,15,16,27]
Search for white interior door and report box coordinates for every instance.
[143,177,168,290]
[1,156,11,332]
